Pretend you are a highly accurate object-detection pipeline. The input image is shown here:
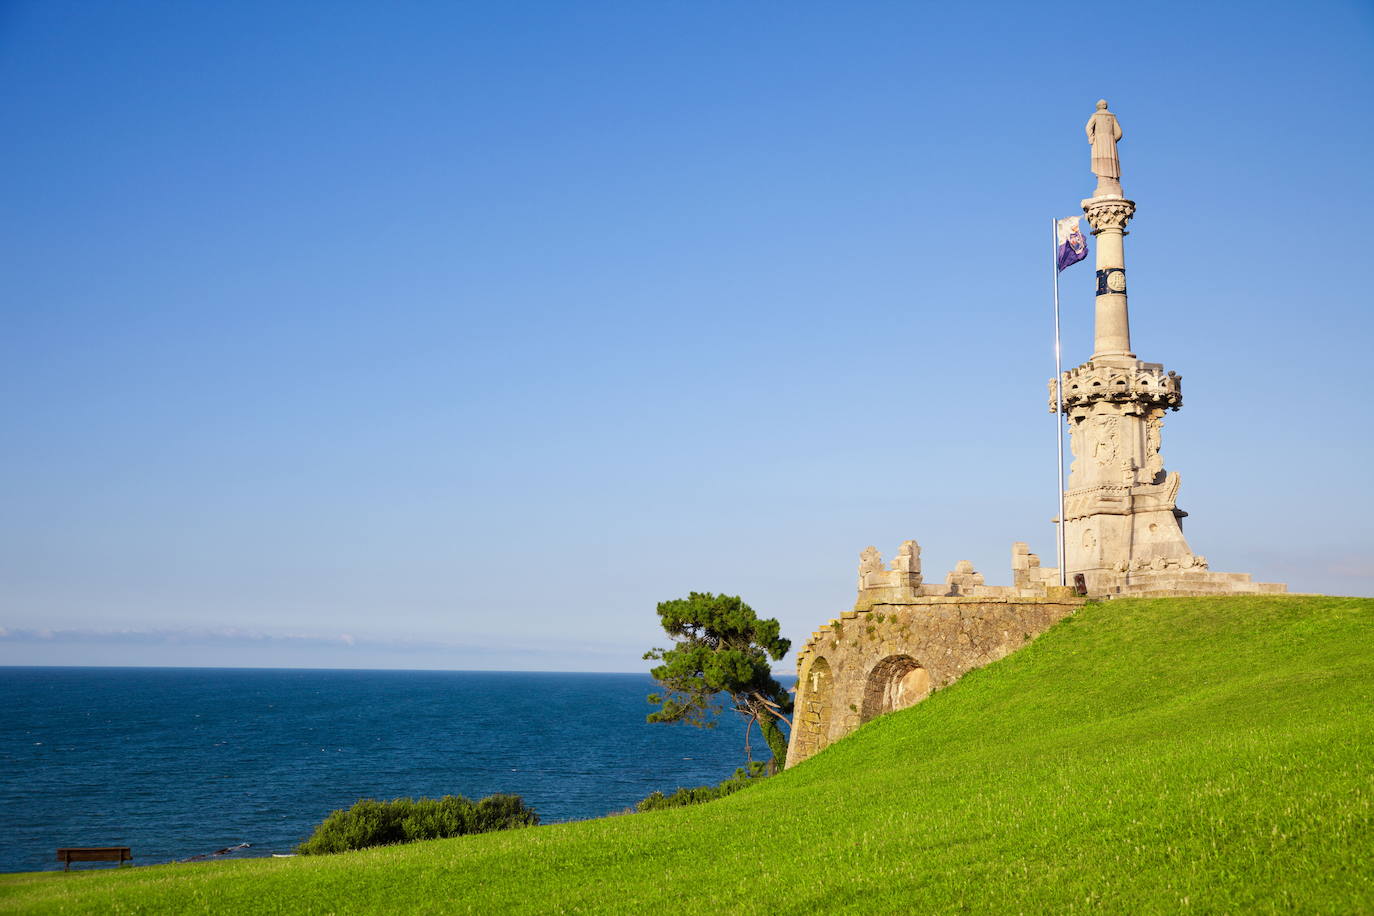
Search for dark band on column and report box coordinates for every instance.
[1096,268,1126,296]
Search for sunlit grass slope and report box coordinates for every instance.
[2,596,1369,914]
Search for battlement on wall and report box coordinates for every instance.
[854,540,1060,610]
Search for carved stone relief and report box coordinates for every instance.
[1068,420,1082,481]
[1143,409,1165,482]
[1091,415,1119,467]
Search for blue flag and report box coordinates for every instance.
[1056,216,1088,272]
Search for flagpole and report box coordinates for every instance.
[1051,219,1067,588]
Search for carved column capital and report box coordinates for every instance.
[1081,197,1136,234]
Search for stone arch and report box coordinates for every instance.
[791,656,835,763]
[860,654,932,723]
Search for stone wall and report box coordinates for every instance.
[785,591,1082,768]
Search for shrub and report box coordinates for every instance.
[635,764,767,813]
[296,794,538,855]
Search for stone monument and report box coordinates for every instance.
[1049,100,1284,596]
[783,100,1286,770]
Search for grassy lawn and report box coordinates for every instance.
[2,595,1369,914]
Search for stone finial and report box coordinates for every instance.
[1048,376,1063,412]
[892,540,922,575]
[945,560,985,595]
[1012,542,1058,591]
[854,541,925,609]
[858,546,884,589]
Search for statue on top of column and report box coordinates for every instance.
[1085,99,1123,196]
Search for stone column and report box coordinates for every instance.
[1082,197,1137,361]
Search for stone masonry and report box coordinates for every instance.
[785,540,1081,768]
[786,585,1082,767]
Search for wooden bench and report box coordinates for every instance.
[56,847,132,871]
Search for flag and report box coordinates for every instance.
[1056,216,1088,271]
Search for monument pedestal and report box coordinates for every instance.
[1055,356,1200,594]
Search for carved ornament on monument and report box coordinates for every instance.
[1051,362,1183,416]
[1063,485,1131,521]
[1143,411,1166,482]
[1082,198,1136,232]
[1090,415,1119,467]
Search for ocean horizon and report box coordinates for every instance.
[0,666,789,874]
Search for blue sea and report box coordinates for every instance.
[0,667,781,874]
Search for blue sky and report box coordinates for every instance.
[2,1,1371,670]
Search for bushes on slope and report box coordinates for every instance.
[635,764,767,813]
[297,794,538,854]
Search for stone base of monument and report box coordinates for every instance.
[1089,568,1288,598]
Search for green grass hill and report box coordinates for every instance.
[2,595,1370,914]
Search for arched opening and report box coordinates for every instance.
[860,655,932,723]
[792,657,834,764]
